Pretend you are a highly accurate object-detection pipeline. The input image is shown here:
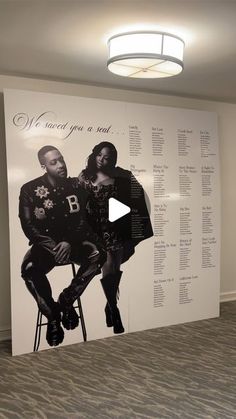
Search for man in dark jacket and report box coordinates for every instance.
[19,145,106,347]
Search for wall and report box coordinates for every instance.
[0,74,235,340]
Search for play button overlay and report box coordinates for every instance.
[108,198,131,222]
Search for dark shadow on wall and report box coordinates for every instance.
[0,92,11,332]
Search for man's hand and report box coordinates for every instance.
[53,241,71,264]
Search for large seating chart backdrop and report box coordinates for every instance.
[4,89,220,355]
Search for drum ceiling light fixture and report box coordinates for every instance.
[107,31,185,78]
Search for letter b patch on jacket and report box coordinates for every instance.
[66,195,80,213]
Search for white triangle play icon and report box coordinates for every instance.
[108,197,131,222]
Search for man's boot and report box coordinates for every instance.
[58,274,95,330]
[100,271,124,334]
[23,269,64,346]
[58,251,105,327]
[46,302,64,347]
[60,305,79,331]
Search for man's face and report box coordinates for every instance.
[43,150,67,180]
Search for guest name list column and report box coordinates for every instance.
[152,133,177,309]
[126,103,220,332]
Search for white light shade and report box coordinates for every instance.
[107,31,184,78]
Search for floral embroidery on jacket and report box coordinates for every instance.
[34,207,46,220]
[34,185,50,199]
[43,199,54,210]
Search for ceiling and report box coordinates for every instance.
[0,0,236,103]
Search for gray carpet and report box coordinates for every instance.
[0,301,236,418]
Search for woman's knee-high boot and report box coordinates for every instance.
[100,271,124,334]
[104,270,122,327]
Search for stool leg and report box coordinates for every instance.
[33,310,43,352]
[77,297,87,342]
[71,262,76,279]
[71,263,87,342]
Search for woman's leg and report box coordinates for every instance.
[102,248,123,276]
[100,249,124,333]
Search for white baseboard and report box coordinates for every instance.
[220,291,236,302]
[0,326,11,342]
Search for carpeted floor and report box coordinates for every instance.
[0,301,236,418]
